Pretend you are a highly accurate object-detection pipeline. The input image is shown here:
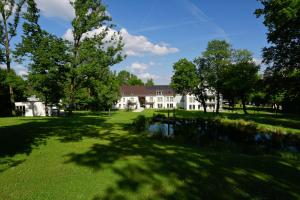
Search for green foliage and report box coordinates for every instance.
[256,0,300,113]
[117,70,144,86]
[68,0,124,111]
[15,0,70,109]
[171,58,199,95]
[145,78,154,86]
[0,68,26,116]
[132,115,148,131]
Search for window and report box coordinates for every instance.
[156,91,163,95]
[170,104,173,108]
[123,98,125,102]
[157,97,163,102]
[170,97,174,102]
[189,97,195,103]
[189,105,192,110]
[130,97,134,102]
[158,104,163,108]
[193,105,195,110]
[150,104,153,108]
[149,97,154,102]
[198,105,201,110]
[119,104,121,108]
[166,97,169,102]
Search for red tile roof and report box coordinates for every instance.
[120,85,175,96]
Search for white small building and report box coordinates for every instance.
[114,85,222,111]
[15,96,52,117]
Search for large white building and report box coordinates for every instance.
[114,85,222,111]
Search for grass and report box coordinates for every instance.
[0,111,300,200]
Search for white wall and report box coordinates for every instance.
[15,101,51,116]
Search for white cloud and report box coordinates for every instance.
[120,29,179,56]
[63,27,179,56]
[36,0,74,21]
[127,62,160,81]
[138,73,160,81]
[130,62,149,73]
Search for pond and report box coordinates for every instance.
[148,119,300,153]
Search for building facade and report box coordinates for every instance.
[114,85,222,111]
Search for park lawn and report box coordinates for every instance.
[0,111,300,200]
[144,108,300,134]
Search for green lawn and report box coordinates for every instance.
[0,111,300,200]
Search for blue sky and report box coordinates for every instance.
[11,0,267,84]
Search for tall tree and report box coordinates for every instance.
[67,0,124,113]
[117,70,144,86]
[201,40,232,114]
[256,0,300,113]
[0,0,26,115]
[171,58,208,113]
[145,78,154,86]
[221,49,259,114]
[15,0,70,115]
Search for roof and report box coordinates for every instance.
[120,85,175,96]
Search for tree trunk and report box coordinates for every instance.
[69,77,75,115]
[45,96,49,116]
[216,91,220,114]
[4,19,15,116]
[201,97,207,113]
[241,97,248,114]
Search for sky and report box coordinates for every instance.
[9,0,268,84]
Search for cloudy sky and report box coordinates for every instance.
[10,0,267,84]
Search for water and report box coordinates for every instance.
[148,119,300,153]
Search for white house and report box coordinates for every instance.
[15,96,52,117]
[114,85,222,111]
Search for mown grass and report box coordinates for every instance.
[0,111,300,200]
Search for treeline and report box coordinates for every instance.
[171,40,259,114]
[171,0,300,115]
[0,0,125,116]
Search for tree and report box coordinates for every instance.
[171,58,208,113]
[0,0,26,115]
[256,0,300,113]
[145,78,154,86]
[67,0,124,113]
[201,40,232,114]
[0,68,27,116]
[15,0,70,115]
[221,49,259,114]
[117,70,144,86]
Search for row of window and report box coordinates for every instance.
[189,97,215,103]
[189,105,215,110]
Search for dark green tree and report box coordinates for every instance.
[67,0,124,113]
[15,0,70,115]
[201,40,232,113]
[256,0,300,113]
[221,49,259,114]
[117,70,144,86]
[145,78,154,86]
[0,0,26,115]
[171,58,208,113]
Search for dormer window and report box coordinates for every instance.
[156,91,163,95]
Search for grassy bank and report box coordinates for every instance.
[144,108,300,134]
[0,111,300,199]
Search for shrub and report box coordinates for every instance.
[132,115,148,132]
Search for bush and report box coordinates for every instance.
[132,115,148,132]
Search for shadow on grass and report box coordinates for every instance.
[64,123,300,199]
[0,113,109,167]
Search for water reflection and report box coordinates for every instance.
[148,119,300,153]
